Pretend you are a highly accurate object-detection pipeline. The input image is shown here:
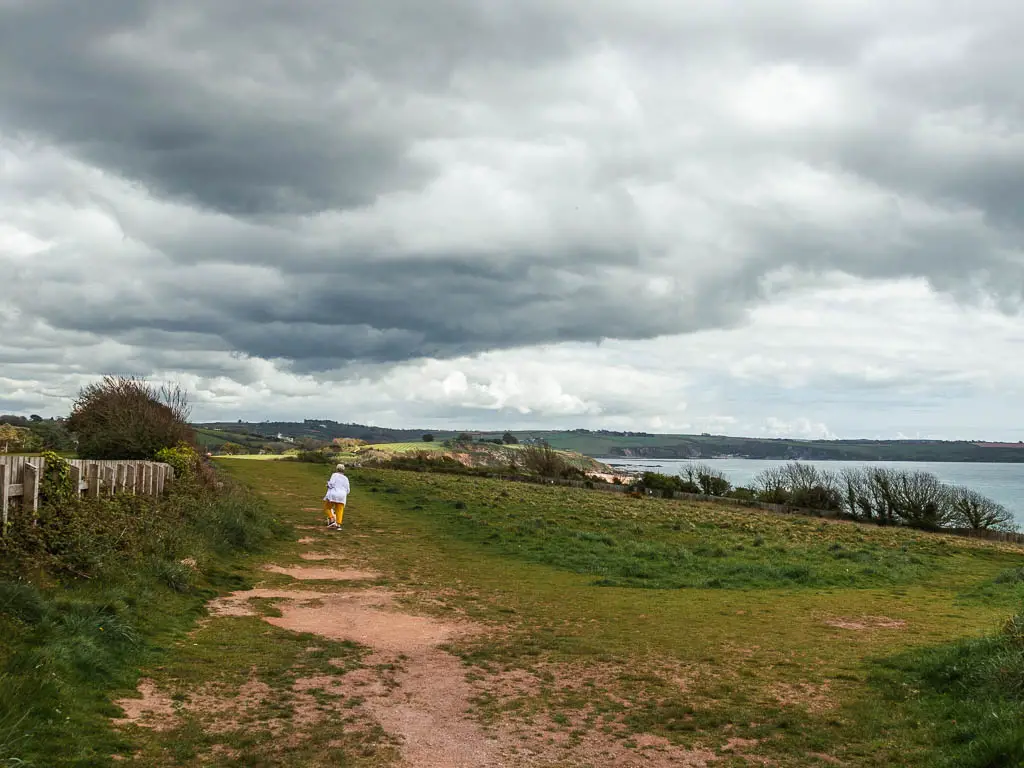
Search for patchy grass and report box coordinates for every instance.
[215,461,1024,766]
[117,617,394,767]
[0,476,290,767]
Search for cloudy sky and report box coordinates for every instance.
[2,1,1023,439]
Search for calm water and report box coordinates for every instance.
[602,457,1024,525]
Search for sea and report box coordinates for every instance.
[601,457,1024,526]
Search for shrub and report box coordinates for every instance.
[67,376,194,460]
[422,433,434,442]
[290,450,335,465]
[38,451,75,508]
[637,471,698,496]
[332,437,367,450]
[520,443,574,478]
[729,487,757,501]
[155,442,201,481]
[680,462,731,496]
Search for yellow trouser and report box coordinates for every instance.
[323,501,345,524]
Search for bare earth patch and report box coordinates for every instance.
[809,752,845,765]
[824,616,907,631]
[213,586,505,766]
[262,564,382,581]
[113,679,177,732]
[204,581,723,766]
[186,673,275,734]
[770,681,835,713]
[299,552,345,561]
[466,660,725,766]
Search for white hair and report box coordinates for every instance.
[336,463,346,472]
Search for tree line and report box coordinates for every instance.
[637,462,1016,532]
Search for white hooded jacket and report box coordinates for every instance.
[324,472,350,504]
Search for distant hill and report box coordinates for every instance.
[192,421,1024,463]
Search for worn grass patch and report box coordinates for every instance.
[118,617,395,767]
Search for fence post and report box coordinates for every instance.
[69,464,82,498]
[0,464,8,535]
[87,463,100,498]
[125,464,136,495]
[23,462,40,520]
[143,464,153,495]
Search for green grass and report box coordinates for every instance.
[213,461,1024,766]
[868,625,1024,767]
[11,457,1017,766]
[357,475,997,590]
[0,477,291,767]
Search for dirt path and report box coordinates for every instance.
[203,533,726,768]
[210,585,509,767]
[118,533,722,767]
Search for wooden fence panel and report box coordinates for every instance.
[22,463,39,515]
[0,457,174,534]
[0,464,8,531]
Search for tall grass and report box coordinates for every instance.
[874,606,1024,767]
[0,474,289,766]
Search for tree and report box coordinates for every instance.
[0,424,41,453]
[67,376,194,460]
[220,442,247,455]
[502,432,519,445]
[949,487,1017,531]
[680,462,731,496]
[422,433,434,442]
[753,463,841,510]
[889,470,952,530]
[25,418,76,452]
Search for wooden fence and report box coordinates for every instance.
[0,456,174,530]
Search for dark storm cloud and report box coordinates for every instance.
[0,0,574,216]
[3,0,1024,375]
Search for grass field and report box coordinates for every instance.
[101,461,1024,766]
[361,441,448,453]
[215,454,287,460]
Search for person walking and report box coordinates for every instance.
[323,463,350,530]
